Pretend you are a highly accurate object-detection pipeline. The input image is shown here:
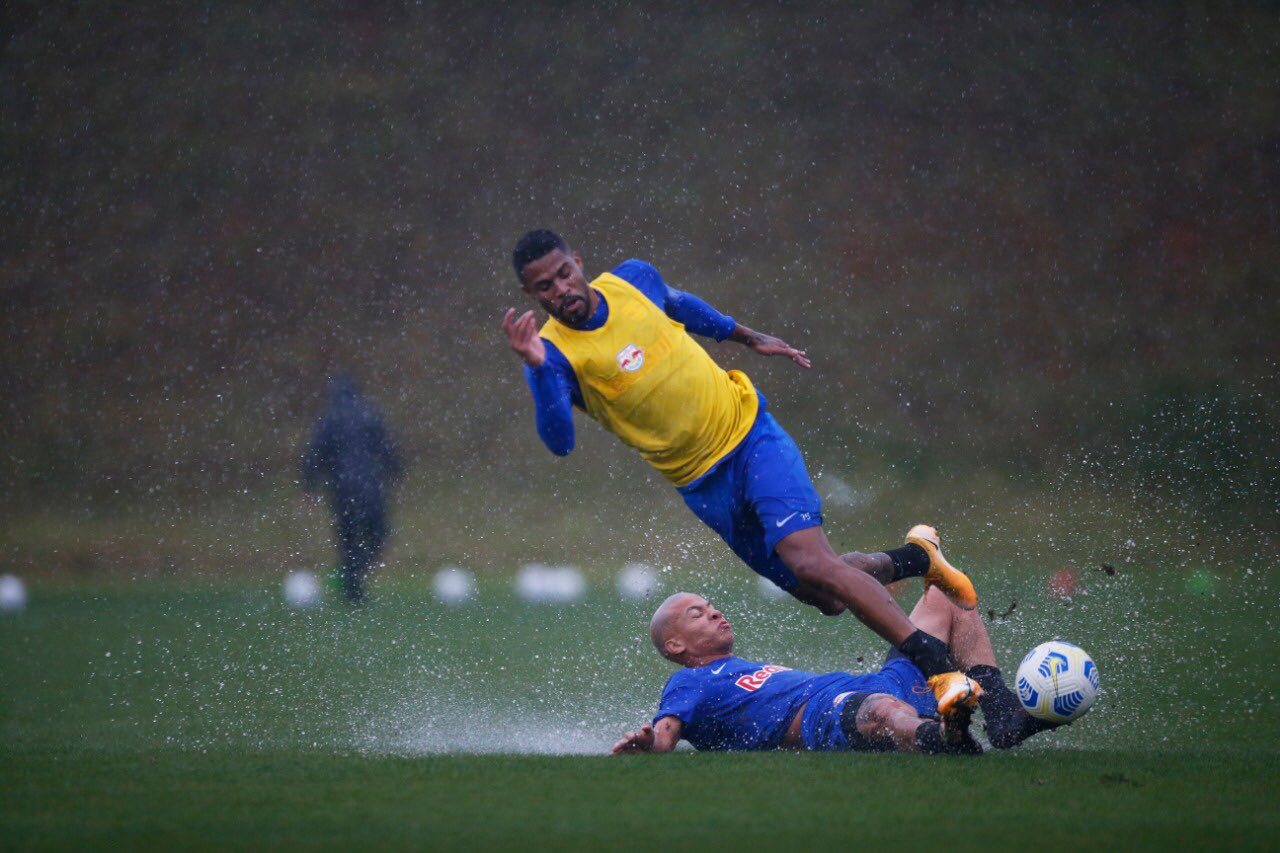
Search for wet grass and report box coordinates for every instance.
[4,749,1277,850]
[1,570,1277,848]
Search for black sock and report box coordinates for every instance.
[899,629,958,677]
[914,720,981,756]
[967,664,1058,749]
[884,544,930,583]
[915,721,946,754]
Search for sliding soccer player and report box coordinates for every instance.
[501,229,974,681]
[611,586,1061,754]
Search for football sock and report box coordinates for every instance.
[914,721,981,756]
[914,721,946,754]
[884,544,931,582]
[967,664,1058,748]
[899,629,959,677]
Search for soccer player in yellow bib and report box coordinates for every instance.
[502,230,978,683]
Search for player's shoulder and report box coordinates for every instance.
[662,662,714,695]
[671,656,750,684]
[610,258,662,286]
[663,666,700,690]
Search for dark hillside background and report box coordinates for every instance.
[2,1,1276,579]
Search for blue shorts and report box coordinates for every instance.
[800,658,937,751]
[678,411,823,592]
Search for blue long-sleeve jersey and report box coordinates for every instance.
[523,259,738,456]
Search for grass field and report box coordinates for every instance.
[3,566,1278,849]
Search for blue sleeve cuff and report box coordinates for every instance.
[710,313,737,342]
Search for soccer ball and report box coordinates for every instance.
[1015,641,1100,723]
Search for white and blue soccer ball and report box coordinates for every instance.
[1015,641,1100,723]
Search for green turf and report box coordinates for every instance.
[4,750,1277,850]
[2,570,1278,849]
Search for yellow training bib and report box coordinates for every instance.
[540,273,758,486]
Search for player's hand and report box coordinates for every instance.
[611,723,656,754]
[502,308,547,367]
[746,332,811,369]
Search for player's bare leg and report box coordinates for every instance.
[834,528,976,613]
[907,586,996,670]
[900,586,983,717]
[851,694,981,756]
[776,526,961,678]
[788,578,847,616]
[908,586,1058,748]
[837,550,895,586]
[776,527,917,646]
[795,545,961,616]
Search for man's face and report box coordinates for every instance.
[519,248,594,327]
[665,594,735,661]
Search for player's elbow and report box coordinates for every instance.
[535,421,575,456]
[544,435,574,456]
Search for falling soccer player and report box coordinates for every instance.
[610,586,1062,755]
[501,229,975,684]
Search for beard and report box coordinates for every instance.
[548,292,590,326]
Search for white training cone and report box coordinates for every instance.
[516,563,552,603]
[0,575,27,613]
[284,570,322,609]
[434,566,476,605]
[616,563,658,601]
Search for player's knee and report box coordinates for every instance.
[788,571,849,616]
[855,695,909,741]
[808,597,846,617]
[788,579,846,616]
[839,693,904,749]
[788,556,833,587]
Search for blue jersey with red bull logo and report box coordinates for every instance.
[654,656,851,751]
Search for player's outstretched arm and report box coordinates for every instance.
[611,723,656,754]
[611,717,682,754]
[502,308,547,367]
[728,323,811,369]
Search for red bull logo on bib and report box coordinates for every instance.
[616,343,645,372]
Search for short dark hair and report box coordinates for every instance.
[512,229,569,279]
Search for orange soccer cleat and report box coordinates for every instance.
[927,671,984,719]
[906,524,978,610]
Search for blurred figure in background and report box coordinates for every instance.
[301,376,403,604]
